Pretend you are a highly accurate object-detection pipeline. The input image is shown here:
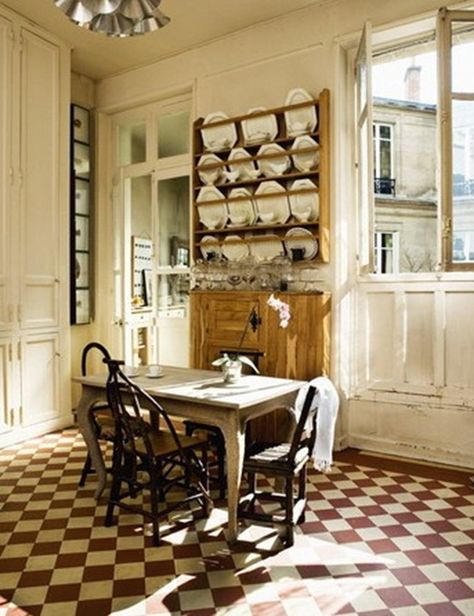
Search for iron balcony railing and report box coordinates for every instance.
[374,177,396,196]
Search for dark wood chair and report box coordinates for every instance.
[78,342,115,487]
[238,384,317,547]
[104,358,212,546]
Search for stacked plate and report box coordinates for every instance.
[227,148,260,181]
[197,153,224,185]
[289,179,319,222]
[249,234,285,261]
[196,186,228,230]
[242,107,278,145]
[284,88,317,137]
[255,181,290,224]
[257,143,291,177]
[222,235,249,261]
[200,235,222,260]
[284,228,319,260]
[291,135,320,172]
[227,188,256,226]
[201,111,237,152]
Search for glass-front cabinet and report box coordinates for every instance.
[113,96,191,367]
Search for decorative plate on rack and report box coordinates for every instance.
[284,227,319,260]
[227,188,256,226]
[289,179,319,222]
[200,235,222,260]
[222,235,249,261]
[291,135,320,172]
[284,88,317,137]
[201,112,237,152]
[197,186,228,229]
[197,153,224,185]
[255,181,290,224]
[249,234,285,261]
[241,107,278,146]
[227,148,259,181]
[257,143,291,178]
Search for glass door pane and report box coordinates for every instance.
[157,111,190,158]
[156,176,190,267]
[119,123,147,165]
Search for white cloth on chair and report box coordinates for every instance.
[293,376,339,472]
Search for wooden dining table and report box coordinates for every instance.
[74,365,303,542]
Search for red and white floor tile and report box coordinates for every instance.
[0,429,473,615]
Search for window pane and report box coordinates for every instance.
[158,111,190,158]
[119,123,146,165]
[452,99,474,262]
[380,125,391,139]
[157,176,190,267]
[379,140,392,177]
[452,34,474,93]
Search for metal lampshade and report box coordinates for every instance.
[53,0,170,36]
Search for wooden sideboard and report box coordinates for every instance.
[190,290,331,439]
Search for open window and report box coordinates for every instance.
[356,8,474,274]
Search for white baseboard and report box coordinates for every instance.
[0,414,74,450]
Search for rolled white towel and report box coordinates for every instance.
[294,376,339,472]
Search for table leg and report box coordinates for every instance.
[220,414,246,543]
[76,388,108,500]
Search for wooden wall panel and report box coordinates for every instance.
[405,292,434,385]
[445,292,474,388]
[366,292,395,384]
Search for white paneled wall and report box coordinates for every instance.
[350,280,474,467]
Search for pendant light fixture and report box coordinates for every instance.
[54,0,170,37]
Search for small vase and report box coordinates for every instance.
[222,360,242,383]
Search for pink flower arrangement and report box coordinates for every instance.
[267,293,291,328]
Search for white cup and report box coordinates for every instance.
[124,365,139,377]
[147,364,162,377]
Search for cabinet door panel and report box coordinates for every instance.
[206,296,261,348]
[0,339,13,432]
[0,16,13,332]
[20,28,60,328]
[20,333,59,427]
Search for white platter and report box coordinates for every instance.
[201,111,237,152]
[227,188,256,225]
[284,227,319,260]
[291,135,320,172]
[289,179,319,222]
[196,186,228,230]
[197,153,224,185]
[227,148,259,181]
[257,143,291,178]
[242,107,278,146]
[200,235,222,260]
[222,235,249,261]
[284,88,318,137]
[249,234,285,261]
[254,181,290,224]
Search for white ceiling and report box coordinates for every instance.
[1,0,323,81]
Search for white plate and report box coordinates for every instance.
[289,179,319,222]
[222,235,249,261]
[242,107,278,146]
[145,371,164,379]
[284,227,319,260]
[197,153,224,185]
[257,143,291,178]
[284,88,317,137]
[227,148,259,181]
[291,135,320,172]
[254,181,290,224]
[227,188,256,225]
[200,235,222,260]
[197,186,228,229]
[201,111,237,152]
[249,234,285,261]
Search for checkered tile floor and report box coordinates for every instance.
[0,429,473,616]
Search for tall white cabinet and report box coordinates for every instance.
[0,5,71,445]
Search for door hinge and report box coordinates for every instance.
[8,343,12,362]
[18,405,23,425]
[17,341,21,361]
[442,216,452,238]
[9,408,15,425]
